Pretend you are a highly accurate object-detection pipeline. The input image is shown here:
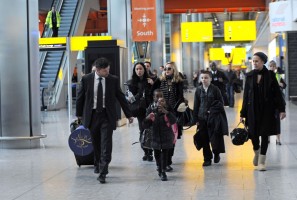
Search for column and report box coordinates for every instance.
[170,14,182,71]
[181,14,192,82]
[0,0,42,148]
[191,14,200,77]
[150,0,165,70]
[198,13,205,71]
[107,0,133,80]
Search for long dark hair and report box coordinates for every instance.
[132,62,149,83]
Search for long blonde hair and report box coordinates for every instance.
[159,62,183,82]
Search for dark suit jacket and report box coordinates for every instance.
[76,72,132,130]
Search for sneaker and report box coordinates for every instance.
[276,140,282,145]
[214,154,220,163]
[147,155,153,161]
[166,165,173,172]
[142,155,148,161]
[202,160,212,166]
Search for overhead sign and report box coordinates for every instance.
[131,0,157,41]
[269,1,297,33]
[181,22,213,42]
[209,47,246,65]
[224,21,256,41]
[209,48,225,61]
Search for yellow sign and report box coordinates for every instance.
[209,47,247,65]
[224,21,256,41]
[181,22,213,42]
[70,36,112,51]
[39,37,67,45]
[209,48,225,60]
[231,48,246,65]
[39,36,114,51]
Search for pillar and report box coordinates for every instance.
[107,0,132,81]
[150,0,165,70]
[198,13,205,71]
[170,14,182,71]
[0,0,42,148]
[181,14,192,80]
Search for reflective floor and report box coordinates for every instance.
[1,91,297,200]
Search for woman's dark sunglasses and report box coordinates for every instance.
[164,67,172,71]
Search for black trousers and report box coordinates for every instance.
[52,23,59,37]
[199,120,219,161]
[137,115,152,156]
[90,109,113,175]
[154,149,169,171]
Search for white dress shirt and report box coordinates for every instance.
[93,73,106,109]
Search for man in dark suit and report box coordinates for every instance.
[76,57,133,183]
[210,62,229,106]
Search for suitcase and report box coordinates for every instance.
[69,120,94,167]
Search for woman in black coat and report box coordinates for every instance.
[240,52,286,171]
[127,62,153,161]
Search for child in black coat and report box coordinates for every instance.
[144,89,176,181]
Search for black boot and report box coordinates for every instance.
[160,171,168,181]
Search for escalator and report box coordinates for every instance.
[40,0,99,110]
[40,0,78,88]
[40,0,78,109]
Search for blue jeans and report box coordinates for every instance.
[226,84,234,107]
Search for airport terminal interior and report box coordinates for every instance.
[1,0,297,199]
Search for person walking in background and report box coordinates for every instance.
[269,60,287,145]
[193,70,228,167]
[151,61,184,172]
[126,62,153,161]
[45,6,61,37]
[224,63,237,107]
[144,94,176,181]
[210,62,229,106]
[76,57,134,183]
[240,52,286,171]
[144,61,157,82]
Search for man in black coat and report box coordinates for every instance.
[210,62,229,106]
[76,57,133,183]
[224,63,238,107]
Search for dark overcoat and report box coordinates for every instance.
[240,67,286,137]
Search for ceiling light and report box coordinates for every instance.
[257,8,261,13]
[186,10,191,15]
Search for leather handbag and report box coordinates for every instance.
[177,106,194,130]
[129,97,146,117]
[230,121,249,146]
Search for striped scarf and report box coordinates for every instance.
[160,78,177,109]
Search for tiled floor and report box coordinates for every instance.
[1,91,297,200]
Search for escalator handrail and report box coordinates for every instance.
[52,0,79,87]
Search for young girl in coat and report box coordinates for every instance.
[144,89,177,181]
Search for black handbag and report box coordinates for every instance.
[230,121,249,146]
[129,97,146,117]
[140,129,153,149]
[177,107,194,130]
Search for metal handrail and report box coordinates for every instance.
[0,134,47,141]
